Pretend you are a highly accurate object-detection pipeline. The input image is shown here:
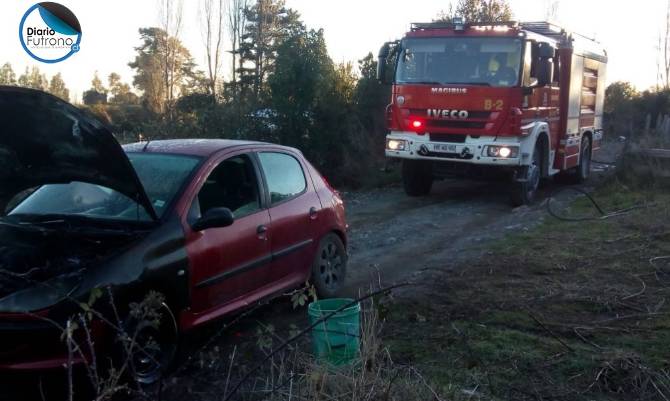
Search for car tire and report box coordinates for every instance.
[510,142,542,207]
[311,233,347,298]
[402,160,433,197]
[121,301,179,387]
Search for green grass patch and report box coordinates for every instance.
[385,184,670,400]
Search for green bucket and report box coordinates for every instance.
[308,298,360,366]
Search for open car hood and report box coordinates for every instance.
[0,86,158,220]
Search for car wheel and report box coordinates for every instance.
[122,302,178,386]
[311,233,347,298]
[510,142,542,206]
[402,160,433,197]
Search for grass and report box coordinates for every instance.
[384,180,670,401]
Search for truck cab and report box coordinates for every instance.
[378,20,607,205]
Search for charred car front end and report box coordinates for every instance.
[0,87,192,370]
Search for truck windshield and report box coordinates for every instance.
[396,37,523,87]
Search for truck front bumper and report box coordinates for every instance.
[385,132,526,167]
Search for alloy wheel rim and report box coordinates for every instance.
[319,241,343,291]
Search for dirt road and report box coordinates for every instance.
[341,143,621,297]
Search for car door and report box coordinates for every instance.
[185,152,272,313]
[256,151,322,285]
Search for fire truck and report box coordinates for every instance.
[377,20,607,205]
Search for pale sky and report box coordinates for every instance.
[0,0,665,101]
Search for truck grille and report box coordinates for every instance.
[427,120,487,129]
[429,133,466,143]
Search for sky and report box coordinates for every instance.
[0,0,666,101]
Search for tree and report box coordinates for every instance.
[238,0,304,99]
[129,27,199,115]
[604,81,640,136]
[437,0,513,23]
[354,53,391,146]
[159,0,185,116]
[48,73,70,101]
[268,27,365,181]
[17,66,48,90]
[83,72,108,105]
[226,0,249,97]
[200,0,225,98]
[268,27,329,145]
[605,81,639,115]
[108,72,139,104]
[658,0,670,90]
[0,63,17,85]
[91,71,107,94]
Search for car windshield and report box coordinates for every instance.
[7,153,201,222]
[396,37,523,87]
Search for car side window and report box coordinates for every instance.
[193,154,261,219]
[258,152,307,205]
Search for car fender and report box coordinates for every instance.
[75,217,191,312]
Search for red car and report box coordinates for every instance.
[0,87,347,383]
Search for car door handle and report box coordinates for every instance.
[309,207,318,220]
[257,225,268,240]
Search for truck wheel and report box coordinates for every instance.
[402,160,433,197]
[510,143,542,206]
[574,136,592,183]
[311,233,347,298]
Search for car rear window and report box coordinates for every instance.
[258,152,306,204]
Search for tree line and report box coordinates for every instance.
[0,64,70,101]
[0,0,393,187]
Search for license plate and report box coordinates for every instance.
[433,144,457,153]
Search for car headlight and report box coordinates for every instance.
[386,139,407,151]
[0,273,81,313]
[485,145,519,158]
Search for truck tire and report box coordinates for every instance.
[402,160,433,197]
[510,142,542,206]
[573,136,592,184]
[557,136,592,184]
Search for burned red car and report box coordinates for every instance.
[0,87,347,382]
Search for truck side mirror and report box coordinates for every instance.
[536,58,553,87]
[377,43,391,84]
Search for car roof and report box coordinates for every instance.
[123,139,298,158]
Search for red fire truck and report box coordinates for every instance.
[377,20,607,205]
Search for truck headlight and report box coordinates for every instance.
[485,145,519,158]
[386,139,407,151]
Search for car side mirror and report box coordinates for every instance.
[192,207,234,231]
